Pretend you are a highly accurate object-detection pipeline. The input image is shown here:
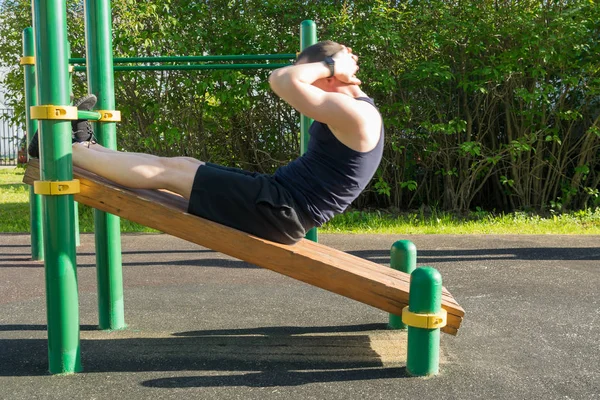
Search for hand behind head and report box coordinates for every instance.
[332,46,361,85]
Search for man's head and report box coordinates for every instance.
[296,40,344,64]
[296,41,361,93]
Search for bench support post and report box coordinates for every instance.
[405,267,443,376]
[389,240,417,329]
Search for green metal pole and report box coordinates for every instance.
[84,0,125,330]
[406,267,443,376]
[73,63,291,72]
[32,0,81,374]
[300,19,318,242]
[23,27,44,261]
[71,53,297,64]
[389,240,417,329]
[68,41,81,247]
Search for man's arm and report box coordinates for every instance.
[269,48,380,151]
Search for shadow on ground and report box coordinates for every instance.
[350,247,600,263]
[0,323,409,386]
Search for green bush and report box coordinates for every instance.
[1,0,598,213]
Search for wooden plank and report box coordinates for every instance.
[24,160,464,334]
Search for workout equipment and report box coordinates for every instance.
[299,20,319,242]
[24,159,465,339]
[22,27,43,261]
[404,267,445,376]
[23,1,464,375]
[388,240,417,329]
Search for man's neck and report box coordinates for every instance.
[338,85,366,98]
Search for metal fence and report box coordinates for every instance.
[0,109,25,166]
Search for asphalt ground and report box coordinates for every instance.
[1,233,599,400]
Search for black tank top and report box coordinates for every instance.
[274,97,384,226]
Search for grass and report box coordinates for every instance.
[0,166,156,233]
[2,166,600,234]
[322,208,600,234]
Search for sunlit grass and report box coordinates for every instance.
[2,167,600,234]
[0,166,29,231]
[0,166,156,233]
[322,208,600,234]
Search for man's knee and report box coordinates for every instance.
[158,157,201,198]
[159,157,202,172]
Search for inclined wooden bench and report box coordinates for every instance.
[24,159,465,335]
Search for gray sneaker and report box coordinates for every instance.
[27,94,98,158]
[72,94,97,143]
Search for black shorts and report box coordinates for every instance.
[187,163,312,245]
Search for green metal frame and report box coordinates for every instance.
[84,0,126,331]
[70,54,296,64]
[405,266,443,376]
[388,240,417,329]
[73,63,290,72]
[22,27,43,261]
[27,7,448,375]
[27,9,324,373]
[32,0,81,374]
[300,20,318,242]
[68,41,81,247]
[70,54,295,72]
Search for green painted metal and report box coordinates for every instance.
[388,240,417,329]
[32,0,81,374]
[72,63,290,72]
[68,41,81,247]
[300,19,318,243]
[23,27,44,261]
[406,266,442,376]
[77,110,103,121]
[84,0,125,331]
[70,54,296,64]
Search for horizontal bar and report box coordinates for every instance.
[69,54,297,64]
[72,63,291,72]
[77,110,121,122]
[77,110,101,121]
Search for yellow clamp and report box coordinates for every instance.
[20,56,35,65]
[97,110,121,122]
[34,180,80,196]
[30,105,78,120]
[69,65,74,73]
[402,307,447,329]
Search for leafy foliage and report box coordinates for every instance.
[1,0,599,212]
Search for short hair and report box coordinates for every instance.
[296,40,343,64]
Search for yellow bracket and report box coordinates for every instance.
[34,180,80,196]
[30,105,78,120]
[402,307,447,329]
[97,110,121,122]
[69,65,74,73]
[20,56,35,65]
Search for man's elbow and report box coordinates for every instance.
[269,68,285,93]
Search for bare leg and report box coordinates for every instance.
[72,143,201,199]
[83,142,203,164]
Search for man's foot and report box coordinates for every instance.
[27,94,98,158]
[26,130,40,158]
[72,94,97,143]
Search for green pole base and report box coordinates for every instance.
[406,326,440,376]
[49,350,82,375]
[388,314,406,330]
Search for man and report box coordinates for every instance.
[29,41,384,244]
